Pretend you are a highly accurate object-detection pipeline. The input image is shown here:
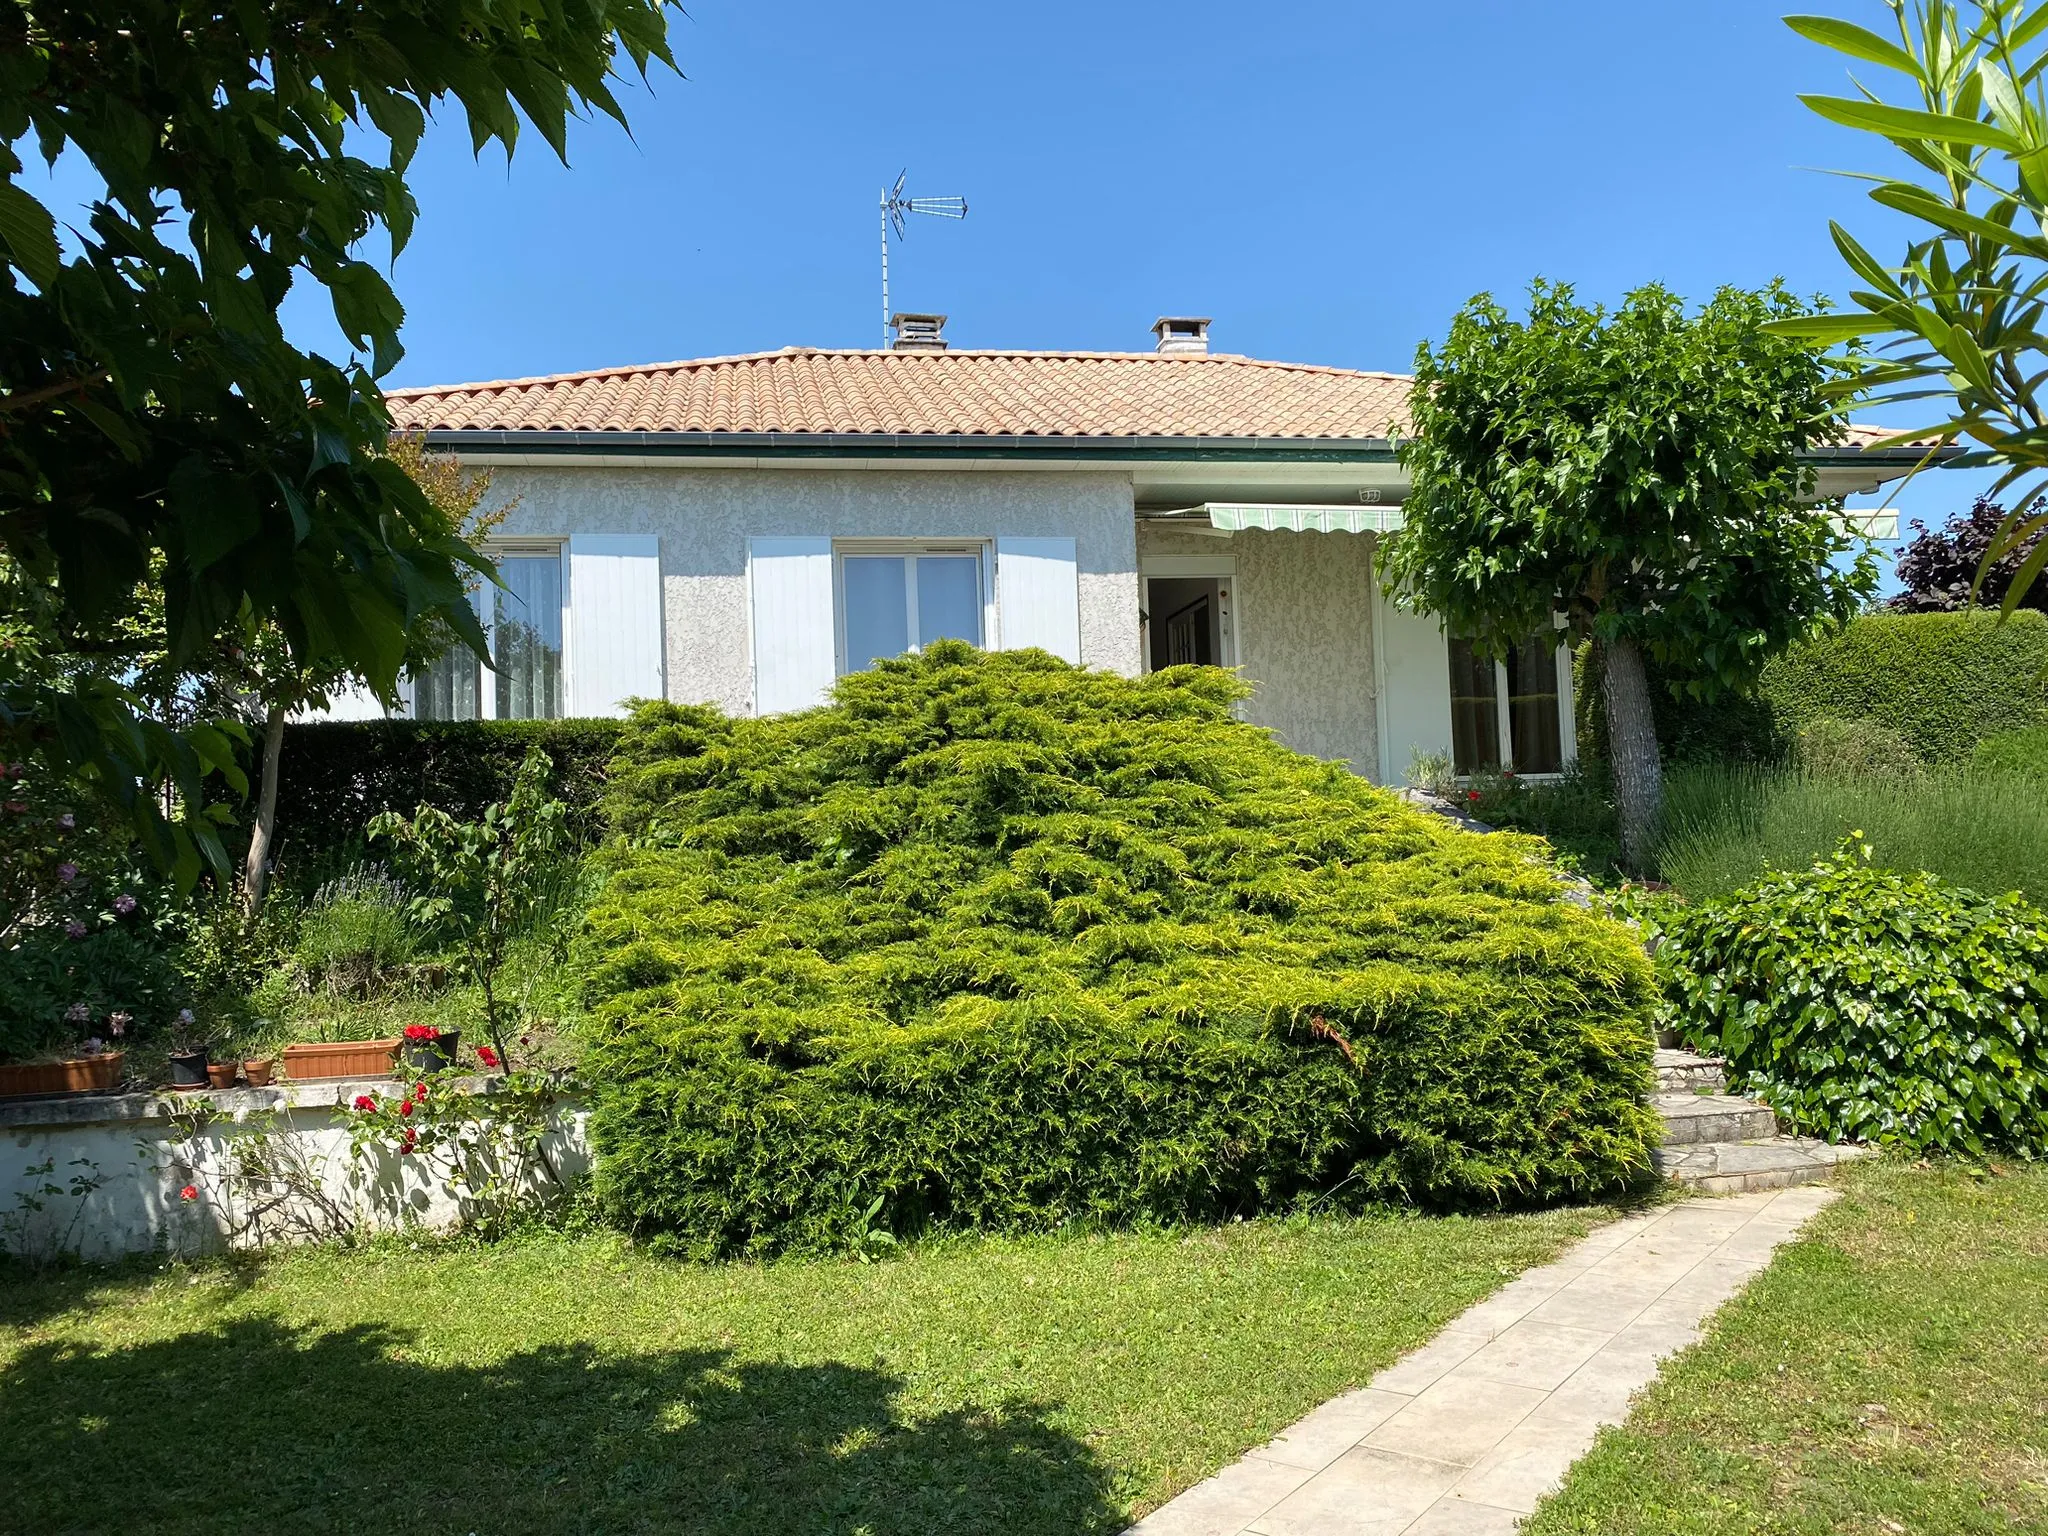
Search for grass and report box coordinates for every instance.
[0,1205,1613,1535]
[1527,1161,2048,1536]
[1654,764,2048,906]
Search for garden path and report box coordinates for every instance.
[1125,1185,1837,1536]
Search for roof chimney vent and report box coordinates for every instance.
[1152,316,1212,356]
[889,312,948,351]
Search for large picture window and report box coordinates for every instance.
[409,546,565,721]
[837,545,986,672]
[1447,632,1572,776]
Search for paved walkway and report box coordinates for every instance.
[1127,1185,1839,1536]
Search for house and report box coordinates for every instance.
[363,314,1919,783]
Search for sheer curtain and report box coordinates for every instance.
[494,553,563,719]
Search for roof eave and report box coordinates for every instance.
[415,429,1962,466]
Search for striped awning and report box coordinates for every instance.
[1203,503,1405,533]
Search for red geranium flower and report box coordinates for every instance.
[1465,789,1481,801]
[476,1045,499,1069]
[402,1024,439,1042]
[352,1094,376,1111]
[399,1098,414,1117]
[179,1184,198,1201]
[413,1082,428,1102]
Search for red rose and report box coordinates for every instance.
[1465,790,1481,801]
[413,1082,428,1102]
[477,1046,499,1069]
[399,1099,414,1118]
[179,1184,198,1201]
[352,1094,376,1111]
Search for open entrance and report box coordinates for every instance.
[1139,559,1237,673]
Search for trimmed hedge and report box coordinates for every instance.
[1577,610,2048,768]
[269,719,624,878]
[578,644,1661,1258]
[1660,841,2048,1156]
[1974,725,2048,782]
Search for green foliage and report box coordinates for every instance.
[0,1,676,873]
[1783,0,2048,614]
[1792,716,1923,779]
[371,749,569,1065]
[270,719,621,883]
[579,645,1660,1258]
[1973,724,2048,781]
[294,868,416,997]
[1659,838,2048,1156]
[1383,279,1873,686]
[1578,611,2048,769]
[1462,766,1624,879]
[1655,761,2048,908]
[1755,609,2048,764]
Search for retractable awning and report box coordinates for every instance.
[1200,503,1403,533]
[1167,503,1899,538]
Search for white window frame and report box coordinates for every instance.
[832,539,995,674]
[1136,554,1241,673]
[1453,634,1578,780]
[414,539,568,721]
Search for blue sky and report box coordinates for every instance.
[33,0,1995,567]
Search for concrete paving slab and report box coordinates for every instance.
[1124,1184,1840,1536]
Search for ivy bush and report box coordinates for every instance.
[577,645,1660,1258]
[1659,838,2048,1157]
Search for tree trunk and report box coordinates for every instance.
[1600,635,1663,873]
[242,701,289,915]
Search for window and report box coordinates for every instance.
[407,546,565,720]
[837,545,985,672]
[1447,631,1571,776]
[1448,638,1501,773]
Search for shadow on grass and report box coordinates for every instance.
[0,1316,1121,1535]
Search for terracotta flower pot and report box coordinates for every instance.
[0,1051,125,1100]
[242,1059,274,1088]
[168,1049,210,1091]
[280,1038,400,1082]
[206,1061,237,1090]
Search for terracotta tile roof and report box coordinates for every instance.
[385,348,1416,440]
[384,345,1927,451]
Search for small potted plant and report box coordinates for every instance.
[401,1022,459,1074]
[242,1054,275,1088]
[167,1009,210,1092]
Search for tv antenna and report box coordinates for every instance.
[880,170,967,345]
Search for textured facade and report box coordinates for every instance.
[487,465,1140,716]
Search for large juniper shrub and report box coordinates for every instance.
[579,645,1660,1257]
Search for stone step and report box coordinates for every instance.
[1655,1092,1779,1145]
[1654,1046,1726,1095]
[1655,1136,1872,1194]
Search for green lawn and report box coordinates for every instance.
[1528,1163,2048,1536]
[0,1206,1608,1535]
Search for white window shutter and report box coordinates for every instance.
[567,534,665,716]
[995,536,1081,662]
[748,536,837,714]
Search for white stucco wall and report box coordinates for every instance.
[486,466,1141,713]
[1139,524,1380,777]
[1,1080,588,1262]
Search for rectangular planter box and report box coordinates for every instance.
[0,1052,125,1101]
[280,1039,399,1082]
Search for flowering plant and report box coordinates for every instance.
[401,1023,441,1042]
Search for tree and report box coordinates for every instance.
[1781,0,2048,614]
[238,436,513,915]
[0,1,678,879]
[1889,494,2048,610]
[1381,280,1878,867]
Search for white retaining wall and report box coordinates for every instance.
[1,1076,590,1262]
